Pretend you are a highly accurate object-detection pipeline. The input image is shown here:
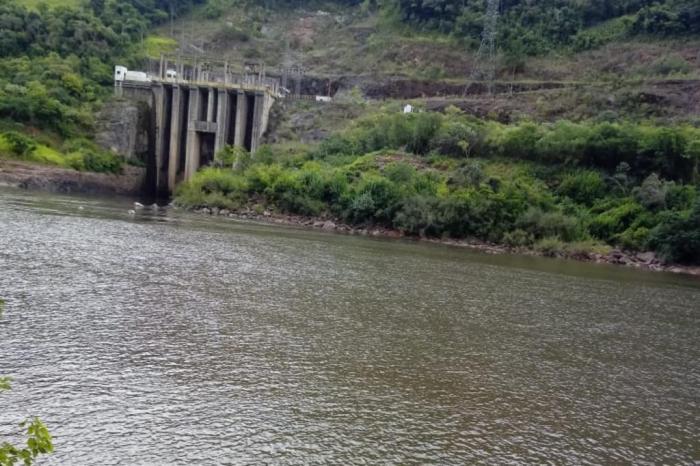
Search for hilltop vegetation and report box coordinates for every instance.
[393,0,700,53]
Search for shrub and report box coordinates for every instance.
[535,120,592,164]
[517,207,584,242]
[502,229,534,247]
[175,168,249,209]
[649,54,691,76]
[66,150,121,174]
[557,170,606,205]
[315,135,360,158]
[648,200,700,264]
[447,161,485,188]
[617,226,651,250]
[346,175,400,223]
[214,145,250,170]
[498,122,542,160]
[384,162,416,184]
[589,199,644,242]
[430,119,476,157]
[534,237,567,257]
[393,195,441,236]
[632,173,667,210]
[2,131,36,156]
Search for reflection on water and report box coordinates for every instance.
[0,188,698,464]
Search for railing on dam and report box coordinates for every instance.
[152,54,281,97]
[115,54,282,98]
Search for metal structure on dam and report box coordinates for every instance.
[116,55,280,196]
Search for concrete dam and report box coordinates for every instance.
[115,57,280,196]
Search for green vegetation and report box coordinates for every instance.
[390,0,700,54]
[0,132,123,173]
[143,35,179,59]
[0,0,205,172]
[177,107,700,264]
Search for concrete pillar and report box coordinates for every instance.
[233,91,249,149]
[214,90,229,155]
[250,92,265,154]
[184,87,201,181]
[206,88,215,122]
[153,84,168,193]
[168,85,184,191]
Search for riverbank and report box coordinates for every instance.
[183,204,700,277]
[0,160,145,196]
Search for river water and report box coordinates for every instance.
[0,188,698,465]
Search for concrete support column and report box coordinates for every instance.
[233,91,249,149]
[168,85,184,191]
[214,90,229,155]
[250,92,265,154]
[206,88,215,122]
[184,87,201,181]
[153,84,168,193]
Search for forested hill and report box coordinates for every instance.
[394,0,700,53]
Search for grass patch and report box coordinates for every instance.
[142,35,178,59]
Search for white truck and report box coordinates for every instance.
[114,65,151,83]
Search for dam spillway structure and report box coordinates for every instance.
[115,56,280,196]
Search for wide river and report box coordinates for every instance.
[0,188,698,464]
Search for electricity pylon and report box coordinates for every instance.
[463,0,499,96]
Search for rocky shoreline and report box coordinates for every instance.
[187,204,700,277]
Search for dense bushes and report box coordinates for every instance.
[648,200,700,263]
[316,110,700,182]
[178,109,700,264]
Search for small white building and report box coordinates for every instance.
[403,104,414,114]
[315,95,332,103]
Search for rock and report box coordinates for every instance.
[322,220,336,231]
[313,221,324,228]
[134,202,144,209]
[95,99,150,163]
[211,207,220,216]
[220,209,230,216]
[202,208,211,215]
[263,210,271,217]
[637,251,656,263]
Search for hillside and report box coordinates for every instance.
[0,0,699,267]
[150,1,700,128]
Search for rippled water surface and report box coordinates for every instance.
[1,188,698,465]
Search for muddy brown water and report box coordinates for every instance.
[0,188,698,464]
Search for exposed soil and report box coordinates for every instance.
[0,160,146,196]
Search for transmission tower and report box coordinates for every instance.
[463,0,499,96]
